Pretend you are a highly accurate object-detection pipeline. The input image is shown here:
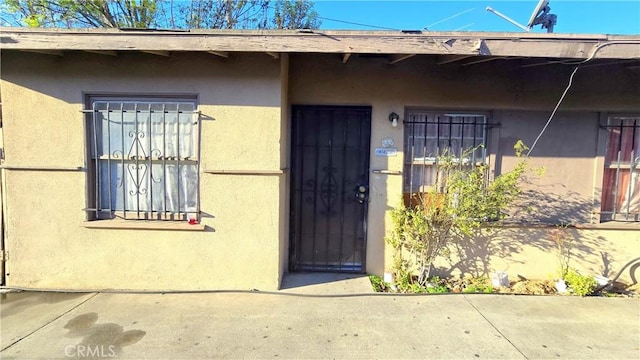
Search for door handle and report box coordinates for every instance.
[355,185,368,204]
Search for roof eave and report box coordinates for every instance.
[1,27,639,60]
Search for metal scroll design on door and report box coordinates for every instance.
[320,166,339,216]
[304,166,340,217]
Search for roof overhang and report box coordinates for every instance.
[1,27,639,62]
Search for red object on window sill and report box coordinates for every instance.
[188,218,198,225]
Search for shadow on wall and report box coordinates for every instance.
[441,227,610,279]
[509,182,595,224]
[435,184,635,282]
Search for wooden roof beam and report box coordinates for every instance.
[437,55,473,65]
[522,58,640,69]
[581,59,640,69]
[141,50,170,57]
[461,56,507,66]
[20,49,63,56]
[208,51,229,58]
[84,50,118,56]
[521,60,566,68]
[3,29,638,60]
[388,54,416,65]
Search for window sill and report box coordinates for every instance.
[575,222,640,231]
[495,221,639,231]
[83,220,206,231]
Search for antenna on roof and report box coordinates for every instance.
[486,0,557,33]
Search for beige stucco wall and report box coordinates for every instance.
[289,53,640,280]
[1,49,638,290]
[1,51,287,290]
[278,54,291,286]
[434,227,640,284]
[495,110,600,224]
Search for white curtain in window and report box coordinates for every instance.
[95,101,197,214]
[99,162,198,213]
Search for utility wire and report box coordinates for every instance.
[316,16,399,30]
[526,41,640,157]
[453,23,475,31]
[260,2,400,30]
[317,6,476,32]
[526,66,580,157]
[425,8,475,30]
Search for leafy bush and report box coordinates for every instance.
[386,141,531,289]
[369,275,388,292]
[426,276,450,293]
[564,269,597,296]
[427,285,450,293]
[463,285,495,293]
[462,276,495,293]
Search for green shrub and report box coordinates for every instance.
[564,269,597,296]
[426,276,450,293]
[427,285,449,293]
[409,283,429,293]
[462,285,495,293]
[369,275,388,292]
[462,276,495,293]
[386,142,530,289]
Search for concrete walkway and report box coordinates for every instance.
[1,275,639,359]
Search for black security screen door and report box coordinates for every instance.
[289,105,371,272]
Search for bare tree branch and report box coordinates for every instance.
[2,0,321,29]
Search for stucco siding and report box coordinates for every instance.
[289,54,639,111]
[1,48,638,290]
[433,227,640,284]
[289,53,639,280]
[495,110,600,224]
[1,51,285,290]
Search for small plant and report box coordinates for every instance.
[427,285,449,293]
[462,285,494,293]
[462,276,495,293]
[552,223,574,280]
[408,282,428,293]
[369,275,388,292]
[426,276,450,293]
[393,270,414,293]
[564,269,597,296]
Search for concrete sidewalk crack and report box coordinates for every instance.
[1,292,99,352]
[464,296,529,360]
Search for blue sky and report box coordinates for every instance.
[312,1,640,34]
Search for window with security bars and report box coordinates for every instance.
[403,111,488,204]
[601,116,640,221]
[86,98,199,220]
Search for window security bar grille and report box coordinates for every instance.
[88,100,199,221]
[403,112,488,199]
[601,116,640,221]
